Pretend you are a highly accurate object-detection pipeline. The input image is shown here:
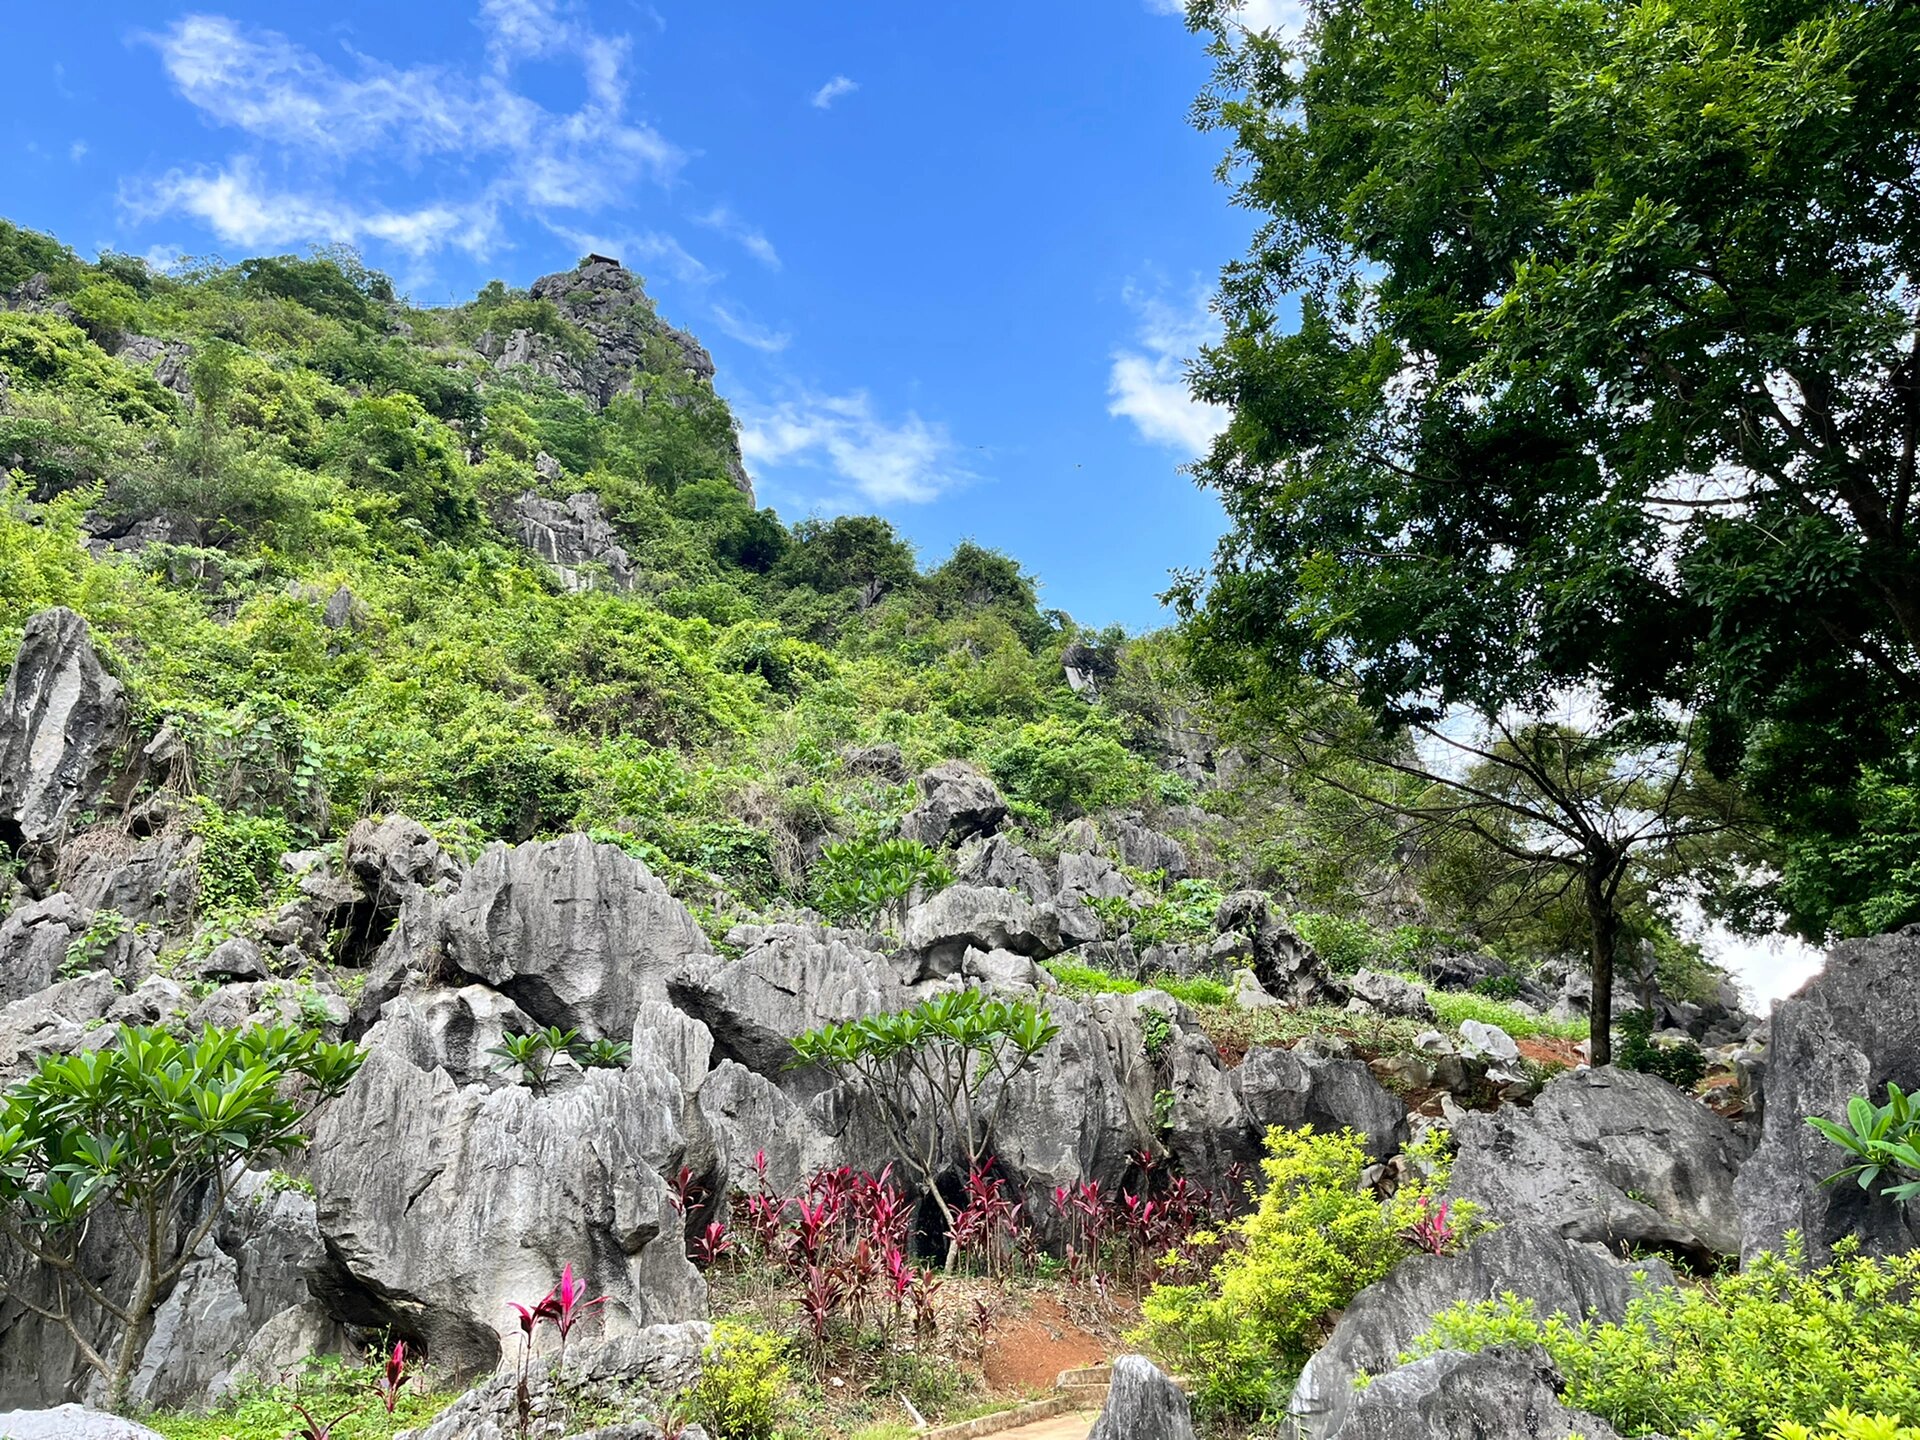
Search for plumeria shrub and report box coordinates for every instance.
[1407,1238,1920,1438]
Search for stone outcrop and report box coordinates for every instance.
[902,885,1057,980]
[311,1028,705,1376]
[438,834,712,1041]
[669,923,912,1078]
[0,1407,169,1440]
[1737,925,1920,1262]
[503,491,635,592]
[1448,1067,1747,1264]
[481,257,752,495]
[1214,891,1345,1008]
[898,761,1009,849]
[0,609,129,854]
[1233,1043,1408,1161]
[1331,1345,1633,1440]
[1089,1356,1197,1440]
[1289,1223,1675,1439]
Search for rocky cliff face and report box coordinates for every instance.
[477,256,754,499]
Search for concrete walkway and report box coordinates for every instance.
[985,1409,1099,1440]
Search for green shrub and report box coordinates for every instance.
[145,1352,460,1440]
[1773,1415,1920,1440]
[1134,1126,1427,1417]
[1043,958,1142,996]
[1805,1084,1920,1203]
[1290,911,1391,974]
[1615,1008,1708,1090]
[692,1321,791,1440]
[811,836,952,925]
[1407,1238,1920,1439]
[190,800,297,915]
[983,712,1166,817]
[1156,974,1232,1007]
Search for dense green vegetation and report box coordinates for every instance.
[1171,0,1920,956]
[1406,1240,1920,1438]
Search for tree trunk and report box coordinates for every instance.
[1585,867,1618,1068]
[105,1275,150,1414]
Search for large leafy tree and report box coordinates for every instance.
[1172,0,1920,939]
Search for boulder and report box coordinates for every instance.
[1347,970,1436,1022]
[438,834,711,1041]
[60,822,200,931]
[1331,1345,1633,1440]
[0,609,129,851]
[898,761,1008,848]
[311,1032,704,1376]
[344,814,461,899]
[1737,925,1920,1262]
[1457,1019,1521,1066]
[1089,1356,1196,1440]
[669,924,912,1078]
[1233,1043,1409,1161]
[0,894,87,1005]
[504,491,635,593]
[954,834,1054,902]
[0,972,118,1076]
[963,946,1048,994]
[902,885,1057,981]
[373,985,535,1086]
[0,1408,168,1440]
[1448,1067,1746,1264]
[1213,892,1345,1008]
[1106,815,1190,882]
[841,743,909,784]
[1288,1223,1675,1439]
[113,335,193,402]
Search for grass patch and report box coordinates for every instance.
[1044,960,1234,1010]
[1425,988,1585,1040]
[145,1356,461,1440]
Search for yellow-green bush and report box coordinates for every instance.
[1134,1126,1433,1417]
[1408,1238,1920,1439]
[692,1320,792,1440]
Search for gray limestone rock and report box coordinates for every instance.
[1089,1356,1196,1440]
[505,491,635,592]
[311,1032,705,1377]
[898,761,1009,849]
[0,1407,168,1440]
[439,834,712,1041]
[1737,924,1920,1262]
[1347,970,1437,1022]
[0,609,129,851]
[1331,1345,1634,1440]
[1233,1043,1409,1161]
[1448,1066,1746,1264]
[903,885,1057,980]
[1289,1223,1675,1439]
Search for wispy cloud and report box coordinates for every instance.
[1144,0,1306,40]
[1107,282,1229,455]
[711,303,792,354]
[69,140,88,163]
[542,220,716,285]
[810,75,858,110]
[741,391,962,505]
[696,206,781,270]
[126,157,497,256]
[127,7,684,258]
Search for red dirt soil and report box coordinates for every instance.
[981,1293,1111,1393]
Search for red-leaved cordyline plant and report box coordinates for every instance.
[547,1262,608,1371]
[508,1297,547,1440]
[800,1263,845,1359]
[1406,1197,1459,1256]
[372,1340,408,1414]
[288,1401,358,1440]
[671,1164,708,1218]
[908,1265,941,1345]
[691,1219,732,1268]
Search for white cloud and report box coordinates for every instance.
[741,392,961,505]
[541,220,716,285]
[696,206,780,270]
[130,7,682,256]
[140,243,188,274]
[1107,283,1229,455]
[69,141,88,163]
[710,303,791,354]
[1145,0,1306,40]
[810,75,858,110]
[128,157,500,257]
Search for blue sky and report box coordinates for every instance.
[0,0,1304,630]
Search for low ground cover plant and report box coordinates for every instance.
[1406,1238,1920,1438]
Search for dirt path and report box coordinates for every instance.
[986,1410,1100,1440]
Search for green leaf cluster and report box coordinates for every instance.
[1806,1085,1920,1203]
[1407,1239,1920,1438]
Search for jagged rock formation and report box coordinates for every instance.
[1089,1356,1197,1440]
[0,609,128,859]
[1447,1067,1747,1265]
[503,491,636,592]
[1330,1345,1634,1440]
[479,257,753,497]
[1288,1224,1675,1439]
[1737,923,1920,1262]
